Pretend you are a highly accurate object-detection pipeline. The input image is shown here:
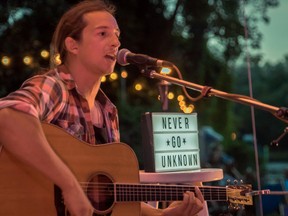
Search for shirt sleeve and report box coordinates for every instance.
[0,74,67,121]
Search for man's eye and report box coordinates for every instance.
[99,32,106,36]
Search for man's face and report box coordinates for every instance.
[76,11,121,76]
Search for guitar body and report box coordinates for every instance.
[0,123,141,216]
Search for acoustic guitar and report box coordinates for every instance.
[0,123,259,215]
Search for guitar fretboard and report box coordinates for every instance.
[115,184,227,202]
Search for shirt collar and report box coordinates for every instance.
[56,65,76,90]
[56,65,117,115]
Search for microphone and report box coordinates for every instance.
[117,48,174,67]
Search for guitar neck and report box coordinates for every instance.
[115,184,227,202]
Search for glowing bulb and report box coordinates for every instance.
[23,56,33,65]
[1,56,11,66]
[183,106,193,113]
[53,54,62,65]
[179,101,186,106]
[167,92,174,100]
[135,83,143,91]
[177,95,184,101]
[110,72,118,80]
[40,50,50,59]
[101,76,107,82]
[121,70,128,78]
[189,104,195,111]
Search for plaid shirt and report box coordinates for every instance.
[0,65,120,144]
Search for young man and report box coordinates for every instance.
[0,1,204,215]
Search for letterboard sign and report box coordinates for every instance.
[141,112,200,172]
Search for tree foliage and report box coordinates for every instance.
[234,57,288,152]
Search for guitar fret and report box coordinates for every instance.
[133,184,137,201]
[134,184,137,201]
[127,184,131,201]
[175,185,181,200]
[153,186,161,201]
[123,184,126,201]
[201,187,227,201]
[131,184,134,201]
[149,185,153,200]
[132,185,135,201]
[153,185,156,201]
[145,184,148,201]
[122,184,125,202]
[163,185,166,201]
[115,184,119,201]
[128,184,132,201]
[164,185,166,201]
[141,184,144,201]
[212,187,217,200]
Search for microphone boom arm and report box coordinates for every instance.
[142,69,288,124]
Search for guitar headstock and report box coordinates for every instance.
[226,183,253,209]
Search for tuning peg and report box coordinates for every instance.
[228,203,240,211]
[228,202,234,210]
[226,179,231,185]
[233,180,238,185]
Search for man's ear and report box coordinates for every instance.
[64,37,79,54]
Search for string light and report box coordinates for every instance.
[1,51,51,68]
[101,76,106,82]
[23,56,33,65]
[121,70,128,78]
[177,95,184,101]
[135,83,143,91]
[167,92,174,100]
[0,53,194,113]
[1,56,11,66]
[40,49,50,59]
[183,106,194,113]
[51,53,61,65]
[110,72,118,80]
[177,94,194,113]
[179,100,186,106]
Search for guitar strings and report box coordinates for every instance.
[79,181,231,189]
[79,182,229,191]
[77,182,236,200]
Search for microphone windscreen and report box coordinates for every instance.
[117,48,130,66]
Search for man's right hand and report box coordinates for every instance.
[62,182,94,216]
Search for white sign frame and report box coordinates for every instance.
[141,112,201,172]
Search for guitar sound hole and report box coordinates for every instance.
[86,173,114,214]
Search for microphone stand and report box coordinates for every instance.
[158,80,170,111]
[141,68,288,144]
[140,67,288,216]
